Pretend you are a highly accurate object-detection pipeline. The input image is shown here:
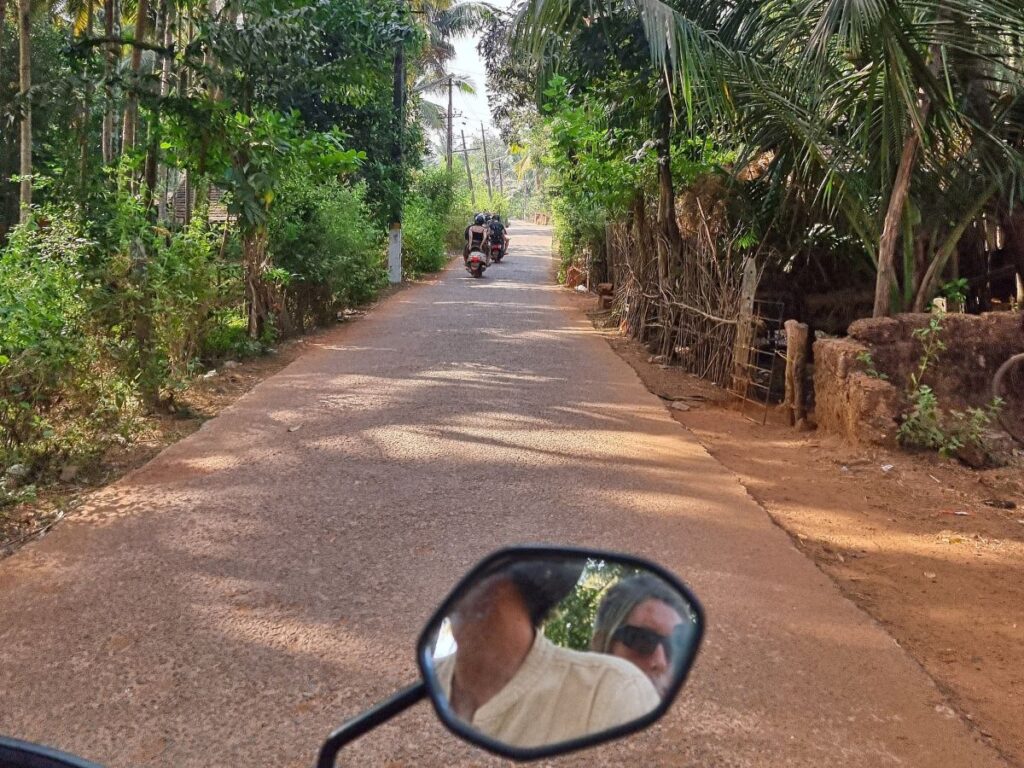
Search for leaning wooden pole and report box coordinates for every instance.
[481,122,492,199]
[461,130,475,207]
[784,320,810,428]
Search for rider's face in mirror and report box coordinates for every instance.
[589,573,697,697]
[608,598,683,696]
[423,557,699,753]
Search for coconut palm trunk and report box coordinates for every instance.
[101,0,116,163]
[17,0,31,222]
[121,0,150,155]
[655,92,682,287]
[1,0,7,93]
[873,131,921,317]
[78,0,97,191]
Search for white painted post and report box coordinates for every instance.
[388,223,402,284]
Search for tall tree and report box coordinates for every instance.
[100,0,116,163]
[17,0,30,220]
[514,0,1024,315]
[121,0,149,155]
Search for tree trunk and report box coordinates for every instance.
[130,237,159,405]
[1000,207,1024,305]
[242,228,276,339]
[873,33,949,317]
[121,0,149,155]
[873,132,919,317]
[654,94,682,289]
[155,0,173,221]
[1,0,7,94]
[912,183,998,311]
[77,0,96,191]
[101,0,115,163]
[17,0,31,221]
[142,0,168,210]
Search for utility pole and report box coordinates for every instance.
[497,159,505,196]
[446,76,453,173]
[481,122,493,199]
[387,2,406,285]
[461,130,475,207]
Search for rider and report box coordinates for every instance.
[464,213,490,261]
[488,215,508,258]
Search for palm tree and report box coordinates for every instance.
[414,72,475,156]
[412,0,493,79]
[513,0,1024,315]
[1,0,8,88]
[120,0,149,155]
[17,0,31,221]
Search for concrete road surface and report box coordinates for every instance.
[0,224,1006,767]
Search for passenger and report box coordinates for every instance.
[590,574,690,697]
[434,561,660,748]
[464,213,489,261]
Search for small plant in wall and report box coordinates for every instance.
[897,311,1005,462]
[856,350,888,380]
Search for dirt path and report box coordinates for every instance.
[595,311,1024,767]
[0,224,1008,768]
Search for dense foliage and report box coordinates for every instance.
[0,0,483,480]
[495,0,1024,322]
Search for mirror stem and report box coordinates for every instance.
[315,682,427,768]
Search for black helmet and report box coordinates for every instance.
[500,559,585,627]
[474,213,485,225]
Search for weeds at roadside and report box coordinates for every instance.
[896,311,1005,461]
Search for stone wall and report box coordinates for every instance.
[814,311,1023,444]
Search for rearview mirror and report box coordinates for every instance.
[0,737,104,768]
[417,547,703,761]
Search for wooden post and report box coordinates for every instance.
[605,222,614,286]
[481,122,493,199]
[460,130,475,207]
[446,76,453,173]
[784,320,810,427]
[731,257,759,395]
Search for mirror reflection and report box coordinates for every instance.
[423,556,700,751]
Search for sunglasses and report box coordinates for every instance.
[611,624,679,660]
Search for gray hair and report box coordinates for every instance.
[590,573,684,653]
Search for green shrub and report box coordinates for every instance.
[403,192,449,274]
[403,167,468,275]
[89,190,225,392]
[201,310,262,361]
[445,185,476,252]
[269,169,386,308]
[150,217,222,381]
[0,211,140,473]
[896,311,1005,460]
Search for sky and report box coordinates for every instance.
[423,0,518,145]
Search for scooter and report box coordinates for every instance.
[0,546,704,767]
[465,248,489,278]
[489,240,504,263]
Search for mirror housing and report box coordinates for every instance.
[416,546,704,761]
[0,738,104,768]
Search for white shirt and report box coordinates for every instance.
[436,632,660,748]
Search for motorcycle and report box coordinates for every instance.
[489,240,504,263]
[465,248,489,278]
[0,546,704,767]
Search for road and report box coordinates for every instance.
[0,224,1006,767]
